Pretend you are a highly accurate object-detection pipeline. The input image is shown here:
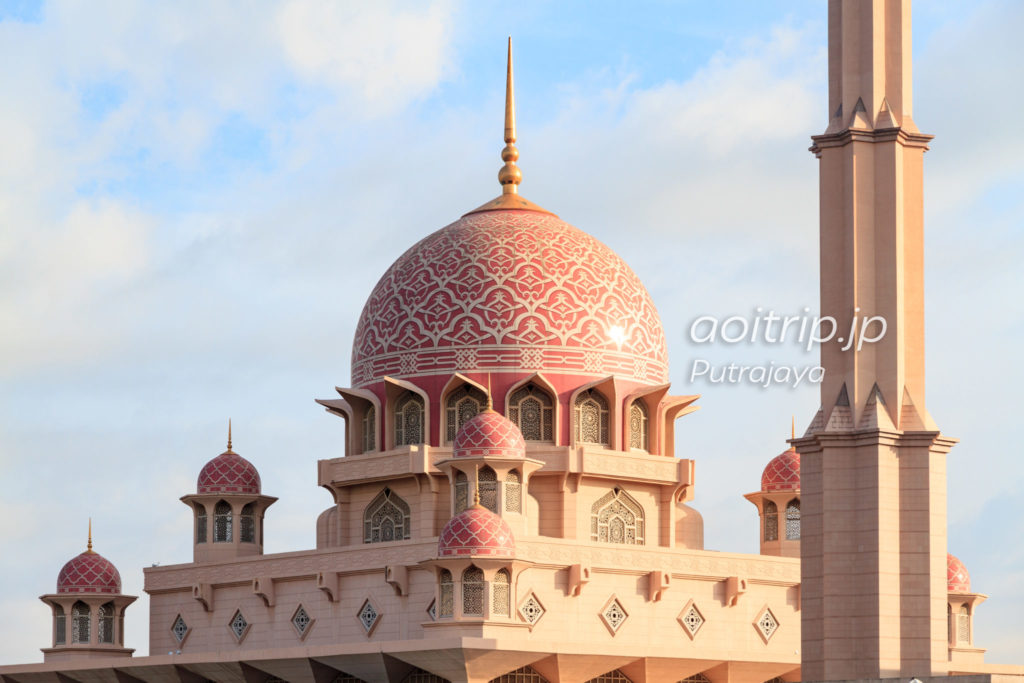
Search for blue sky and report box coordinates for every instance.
[1,0,1022,665]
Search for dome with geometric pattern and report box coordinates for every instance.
[948,553,971,593]
[453,409,525,458]
[351,209,669,388]
[197,449,261,495]
[761,447,800,492]
[57,550,122,594]
[438,505,515,557]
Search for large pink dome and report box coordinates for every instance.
[438,506,515,557]
[351,209,668,387]
[454,410,525,458]
[57,552,121,594]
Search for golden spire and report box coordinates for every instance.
[226,419,234,453]
[485,374,494,411]
[463,37,554,216]
[791,416,796,440]
[87,518,94,554]
[498,37,521,195]
[473,487,482,507]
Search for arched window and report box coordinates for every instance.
[591,488,644,545]
[195,503,207,544]
[479,466,498,513]
[439,569,454,618]
[462,566,484,616]
[764,501,778,541]
[504,470,522,513]
[628,401,649,451]
[214,500,232,543]
[71,601,90,644]
[98,602,114,644]
[585,671,633,683]
[958,604,971,644]
[404,669,451,683]
[677,675,711,683]
[492,667,548,683]
[492,569,511,617]
[362,405,376,453]
[395,392,425,446]
[363,488,411,543]
[785,499,800,540]
[454,470,469,513]
[508,384,554,442]
[240,503,256,543]
[54,605,66,645]
[446,385,487,442]
[574,390,609,446]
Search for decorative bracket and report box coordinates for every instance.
[568,564,591,597]
[317,571,340,603]
[647,570,671,602]
[724,576,747,607]
[385,565,409,596]
[191,583,213,612]
[252,576,275,607]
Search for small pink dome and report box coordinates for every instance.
[197,450,261,495]
[761,447,800,492]
[948,553,971,592]
[454,410,526,458]
[438,506,515,557]
[57,552,121,594]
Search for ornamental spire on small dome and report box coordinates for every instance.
[87,518,94,554]
[226,418,234,454]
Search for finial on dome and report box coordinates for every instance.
[791,416,795,440]
[87,518,94,554]
[227,419,234,453]
[498,37,521,195]
[486,374,494,412]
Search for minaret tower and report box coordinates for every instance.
[797,1,956,679]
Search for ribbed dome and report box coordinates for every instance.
[197,450,261,495]
[761,447,800,492]
[351,209,668,388]
[454,410,525,458]
[948,553,971,592]
[57,551,121,594]
[438,506,515,557]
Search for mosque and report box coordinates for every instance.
[1,2,1021,683]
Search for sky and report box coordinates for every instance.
[0,0,1022,666]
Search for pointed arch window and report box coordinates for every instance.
[479,466,498,513]
[362,405,376,453]
[764,501,778,541]
[575,390,609,445]
[454,470,469,513]
[504,470,522,513]
[439,569,454,618]
[446,385,487,442]
[395,392,425,446]
[958,604,971,644]
[240,502,256,543]
[785,499,801,540]
[363,487,411,543]
[492,569,511,617]
[591,488,644,545]
[195,503,207,544]
[462,566,484,616]
[214,500,233,542]
[628,401,649,451]
[54,605,66,645]
[508,384,554,442]
[98,602,115,644]
[71,601,90,644]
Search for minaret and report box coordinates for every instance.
[797,1,956,679]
